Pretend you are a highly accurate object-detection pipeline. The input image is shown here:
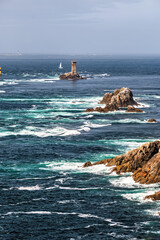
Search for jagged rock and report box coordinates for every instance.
[125,106,143,113]
[83,161,92,167]
[133,152,160,184]
[82,141,160,184]
[144,191,160,201]
[85,88,138,113]
[85,108,94,112]
[107,141,160,175]
[148,118,157,123]
[100,88,138,106]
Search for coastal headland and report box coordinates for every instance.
[83,141,160,205]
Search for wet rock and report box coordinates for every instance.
[133,152,160,184]
[144,191,160,201]
[106,141,160,175]
[125,106,143,113]
[83,161,92,167]
[85,88,138,113]
[83,141,160,185]
[100,88,138,107]
[60,72,86,80]
[85,108,94,112]
[148,118,157,123]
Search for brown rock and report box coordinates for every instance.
[82,159,111,168]
[99,88,138,107]
[125,106,143,113]
[60,72,86,80]
[106,141,160,174]
[148,118,157,123]
[133,152,160,184]
[85,108,94,112]
[83,141,160,185]
[85,88,138,113]
[144,191,160,201]
[83,161,92,168]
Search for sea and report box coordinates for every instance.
[0,56,160,240]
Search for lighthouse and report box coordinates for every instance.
[71,61,77,74]
[59,60,86,80]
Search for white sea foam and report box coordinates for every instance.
[145,210,160,216]
[0,75,59,86]
[57,200,77,204]
[116,118,147,124]
[84,114,94,118]
[122,191,156,203]
[17,185,42,191]
[0,119,112,138]
[82,121,111,129]
[0,126,81,138]
[136,102,151,108]
[41,160,111,175]
[94,73,110,78]
[99,118,147,124]
[5,211,51,215]
[110,176,160,189]
[58,186,103,191]
[3,211,112,223]
[107,139,147,152]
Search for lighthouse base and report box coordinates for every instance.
[59,72,86,80]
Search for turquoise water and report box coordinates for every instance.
[0,57,160,239]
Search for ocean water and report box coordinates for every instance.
[0,56,160,240]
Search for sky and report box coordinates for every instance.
[0,0,160,55]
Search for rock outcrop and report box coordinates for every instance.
[83,161,92,167]
[83,141,160,208]
[60,72,86,80]
[83,141,160,183]
[144,191,160,201]
[85,88,139,113]
[125,106,143,113]
[148,118,157,123]
[99,88,138,106]
[133,152,160,184]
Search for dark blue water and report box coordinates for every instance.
[0,57,160,240]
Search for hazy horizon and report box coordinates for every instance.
[0,0,160,55]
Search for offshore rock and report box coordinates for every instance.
[125,106,143,113]
[60,72,86,80]
[85,88,138,113]
[148,118,157,123]
[144,191,160,201]
[99,88,138,106]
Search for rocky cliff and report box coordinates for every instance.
[83,141,160,185]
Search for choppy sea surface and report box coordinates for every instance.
[0,56,160,240]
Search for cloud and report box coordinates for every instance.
[0,0,160,54]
